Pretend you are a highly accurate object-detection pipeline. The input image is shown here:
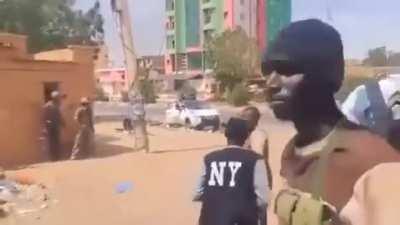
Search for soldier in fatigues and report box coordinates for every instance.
[70,97,95,160]
[42,91,65,161]
[194,118,269,225]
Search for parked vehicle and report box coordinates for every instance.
[165,100,220,131]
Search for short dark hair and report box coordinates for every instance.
[243,106,261,121]
[225,118,250,145]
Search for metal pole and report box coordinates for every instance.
[116,0,137,88]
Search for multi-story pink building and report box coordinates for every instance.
[224,0,267,49]
[165,0,291,77]
[95,68,128,100]
[165,0,269,76]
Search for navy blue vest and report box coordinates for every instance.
[200,147,262,225]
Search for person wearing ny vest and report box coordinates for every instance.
[193,118,269,225]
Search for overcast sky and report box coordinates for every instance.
[77,0,400,65]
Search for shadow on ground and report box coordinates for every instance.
[93,134,136,159]
[150,145,223,154]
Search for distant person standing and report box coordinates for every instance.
[42,91,65,161]
[70,97,95,160]
[127,94,145,131]
[240,106,273,189]
[129,93,149,152]
[194,118,269,225]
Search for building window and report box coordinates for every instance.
[240,13,245,21]
[167,16,175,30]
[204,9,213,24]
[43,82,60,103]
[167,35,175,49]
[166,0,175,11]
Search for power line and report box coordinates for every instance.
[326,0,334,22]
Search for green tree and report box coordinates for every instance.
[178,82,197,101]
[227,83,250,106]
[206,28,260,91]
[134,62,158,104]
[95,84,108,101]
[363,46,387,67]
[388,51,400,66]
[139,80,157,104]
[0,0,104,52]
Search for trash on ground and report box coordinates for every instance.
[0,177,55,218]
[0,181,19,203]
[7,173,36,185]
[115,181,134,194]
[16,203,48,215]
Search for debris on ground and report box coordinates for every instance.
[115,181,134,194]
[0,174,55,219]
[0,181,19,201]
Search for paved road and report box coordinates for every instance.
[94,101,281,128]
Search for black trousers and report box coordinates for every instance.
[47,127,61,161]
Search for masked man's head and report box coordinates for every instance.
[268,20,400,212]
[262,19,345,147]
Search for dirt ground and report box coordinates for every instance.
[3,115,294,225]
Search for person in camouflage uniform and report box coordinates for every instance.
[70,97,95,160]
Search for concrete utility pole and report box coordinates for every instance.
[111,0,149,152]
[111,0,137,87]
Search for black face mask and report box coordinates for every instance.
[268,77,342,147]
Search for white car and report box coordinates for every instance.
[165,100,220,131]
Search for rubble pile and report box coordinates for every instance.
[0,169,53,220]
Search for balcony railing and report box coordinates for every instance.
[201,0,215,9]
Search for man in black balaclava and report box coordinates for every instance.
[263,19,344,147]
[262,19,400,210]
[262,20,346,205]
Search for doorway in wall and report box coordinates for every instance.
[43,82,60,103]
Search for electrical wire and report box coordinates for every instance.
[326,0,334,22]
